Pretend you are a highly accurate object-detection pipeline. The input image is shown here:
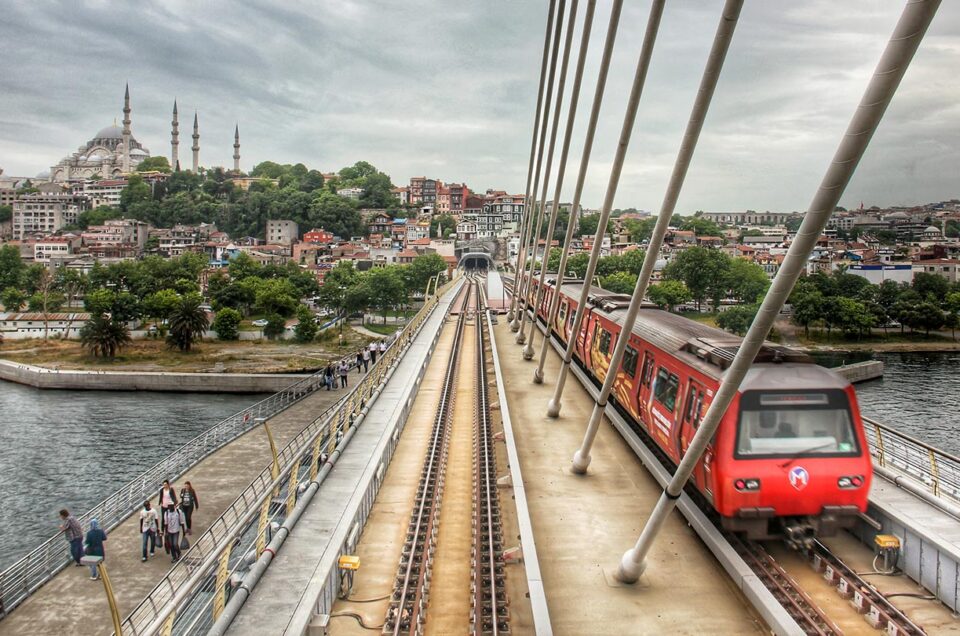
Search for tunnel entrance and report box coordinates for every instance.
[460,252,494,270]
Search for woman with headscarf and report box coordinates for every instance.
[84,519,108,580]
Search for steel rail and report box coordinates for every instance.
[384,282,471,635]
[472,284,508,635]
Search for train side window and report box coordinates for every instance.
[622,345,639,378]
[694,392,704,427]
[641,353,655,387]
[598,329,612,356]
[558,301,567,321]
[653,367,680,412]
[684,385,696,422]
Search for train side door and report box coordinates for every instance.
[679,380,711,497]
[637,352,656,433]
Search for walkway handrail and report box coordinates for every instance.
[0,365,337,619]
[864,416,960,505]
[118,273,459,635]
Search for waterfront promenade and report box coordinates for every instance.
[0,381,353,635]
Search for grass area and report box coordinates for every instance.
[362,322,401,336]
[684,312,719,328]
[0,327,376,374]
[796,329,958,348]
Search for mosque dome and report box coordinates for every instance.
[130,147,148,156]
[924,225,941,234]
[95,124,123,140]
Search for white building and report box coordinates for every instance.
[336,187,364,200]
[12,192,90,239]
[81,179,128,208]
[0,312,91,340]
[266,219,299,245]
[848,264,914,285]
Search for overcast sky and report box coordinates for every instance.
[0,1,957,213]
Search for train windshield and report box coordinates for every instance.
[735,390,859,458]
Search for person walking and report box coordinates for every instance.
[59,509,84,567]
[157,479,177,534]
[369,341,378,365]
[379,340,387,359]
[361,347,370,372]
[339,360,348,388]
[84,519,107,580]
[139,501,158,561]
[164,506,185,563]
[179,482,199,533]
[324,364,335,390]
[355,350,364,374]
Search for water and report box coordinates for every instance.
[851,352,960,457]
[0,382,267,570]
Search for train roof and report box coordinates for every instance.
[548,278,814,381]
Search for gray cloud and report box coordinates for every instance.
[0,1,956,212]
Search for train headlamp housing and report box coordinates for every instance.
[837,475,864,489]
[734,478,761,492]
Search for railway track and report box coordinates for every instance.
[384,276,510,636]
[504,279,928,635]
[472,286,509,635]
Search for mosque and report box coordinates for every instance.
[49,85,240,182]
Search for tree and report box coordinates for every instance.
[366,267,407,323]
[142,289,181,326]
[727,258,770,303]
[430,214,456,239]
[407,253,447,293]
[647,280,692,312]
[790,287,823,337]
[578,213,601,237]
[679,216,722,237]
[308,191,364,238]
[0,204,11,224]
[166,293,209,352]
[565,253,591,278]
[136,156,172,173]
[254,278,300,318]
[80,314,132,358]
[946,291,960,315]
[119,174,152,212]
[263,313,286,340]
[599,272,637,294]
[621,217,656,243]
[717,305,758,336]
[663,247,731,310]
[945,311,959,340]
[294,306,318,342]
[913,272,950,304]
[211,308,242,340]
[904,302,946,336]
[2,287,26,311]
[0,244,24,290]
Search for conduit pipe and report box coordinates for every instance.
[545,0,665,412]
[538,0,623,390]
[509,0,557,323]
[614,0,942,584]
[512,0,567,332]
[518,0,582,354]
[571,0,743,474]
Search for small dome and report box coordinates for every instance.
[130,148,148,156]
[89,156,103,163]
[887,211,909,219]
[925,225,941,233]
[35,170,51,178]
[95,124,123,139]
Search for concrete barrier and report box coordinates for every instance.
[833,359,884,384]
[0,360,309,393]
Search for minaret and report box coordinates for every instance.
[233,124,241,173]
[171,100,180,170]
[191,112,200,173]
[122,84,132,173]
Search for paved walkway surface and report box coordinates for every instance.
[0,380,355,636]
[494,322,764,635]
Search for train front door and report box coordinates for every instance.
[679,379,712,497]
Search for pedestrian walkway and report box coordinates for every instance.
[0,382,355,636]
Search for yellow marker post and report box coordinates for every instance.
[81,556,122,636]
[213,544,233,620]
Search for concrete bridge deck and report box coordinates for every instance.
[0,380,355,636]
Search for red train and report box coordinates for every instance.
[527,277,872,543]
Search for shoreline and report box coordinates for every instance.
[0,360,310,393]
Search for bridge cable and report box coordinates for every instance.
[511,0,567,334]
[517,0,596,360]
[571,0,743,476]
[544,0,665,410]
[508,0,560,323]
[538,0,623,397]
[613,0,943,584]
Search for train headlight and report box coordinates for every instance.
[838,475,864,489]
[734,478,761,492]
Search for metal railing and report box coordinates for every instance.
[864,416,960,505]
[0,367,337,619]
[118,274,458,635]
